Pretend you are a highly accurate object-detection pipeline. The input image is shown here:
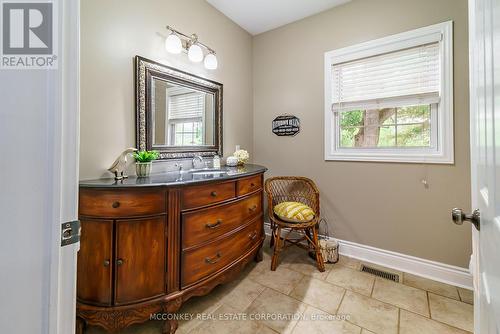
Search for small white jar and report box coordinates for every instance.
[226,156,238,167]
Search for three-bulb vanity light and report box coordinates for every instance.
[165,26,218,70]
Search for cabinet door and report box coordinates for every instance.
[115,216,166,305]
[77,219,113,306]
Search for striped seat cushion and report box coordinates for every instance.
[273,201,315,223]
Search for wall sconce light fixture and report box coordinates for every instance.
[165,26,218,70]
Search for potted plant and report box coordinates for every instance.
[133,150,159,177]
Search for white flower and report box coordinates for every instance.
[233,149,249,163]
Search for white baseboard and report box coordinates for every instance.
[263,222,473,289]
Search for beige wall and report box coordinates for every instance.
[253,0,471,267]
[81,0,471,267]
[80,0,253,179]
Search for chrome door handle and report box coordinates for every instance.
[452,208,480,231]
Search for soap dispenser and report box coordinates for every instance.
[213,155,221,169]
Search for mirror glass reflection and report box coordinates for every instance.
[151,79,215,147]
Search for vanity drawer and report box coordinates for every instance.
[181,219,263,287]
[236,175,262,196]
[79,188,166,218]
[181,181,236,210]
[182,193,262,249]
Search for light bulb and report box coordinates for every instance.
[204,53,218,70]
[165,33,182,54]
[188,44,203,63]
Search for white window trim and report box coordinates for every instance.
[324,21,454,164]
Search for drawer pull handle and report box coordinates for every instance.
[250,183,255,187]
[205,252,221,264]
[249,231,258,240]
[210,191,217,197]
[116,259,124,266]
[206,220,222,229]
[112,201,120,208]
[249,205,258,212]
[103,259,110,267]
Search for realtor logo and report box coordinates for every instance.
[1,1,58,69]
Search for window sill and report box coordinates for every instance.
[324,151,454,164]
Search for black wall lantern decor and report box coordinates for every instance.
[272,115,300,136]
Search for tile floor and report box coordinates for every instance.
[86,240,474,334]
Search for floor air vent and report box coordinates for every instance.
[361,265,400,282]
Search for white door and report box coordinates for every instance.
[466,0,500,333]
[0,0,80,333]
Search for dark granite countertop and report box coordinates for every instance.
[79,164,267,188]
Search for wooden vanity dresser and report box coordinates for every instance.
[76,165,266,333]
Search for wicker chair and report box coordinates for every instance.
[265,176,325,272]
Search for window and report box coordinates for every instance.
[167,90,205,146]
[170,120,203,146]
[324,21,453,163]
[340,105,435,148]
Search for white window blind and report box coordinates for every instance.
[332,43,440,111]
[168,92,205,120]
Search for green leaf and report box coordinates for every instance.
[133,150,159,162]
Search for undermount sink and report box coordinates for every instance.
[188,168,228,176]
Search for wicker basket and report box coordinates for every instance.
[318,219,339,263]
[319,239,339,263]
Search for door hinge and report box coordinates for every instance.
[61,220,81,246]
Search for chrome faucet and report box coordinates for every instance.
[174,163,184,172]
[192,155,204,169]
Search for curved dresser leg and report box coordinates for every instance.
[162,319,178,334]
